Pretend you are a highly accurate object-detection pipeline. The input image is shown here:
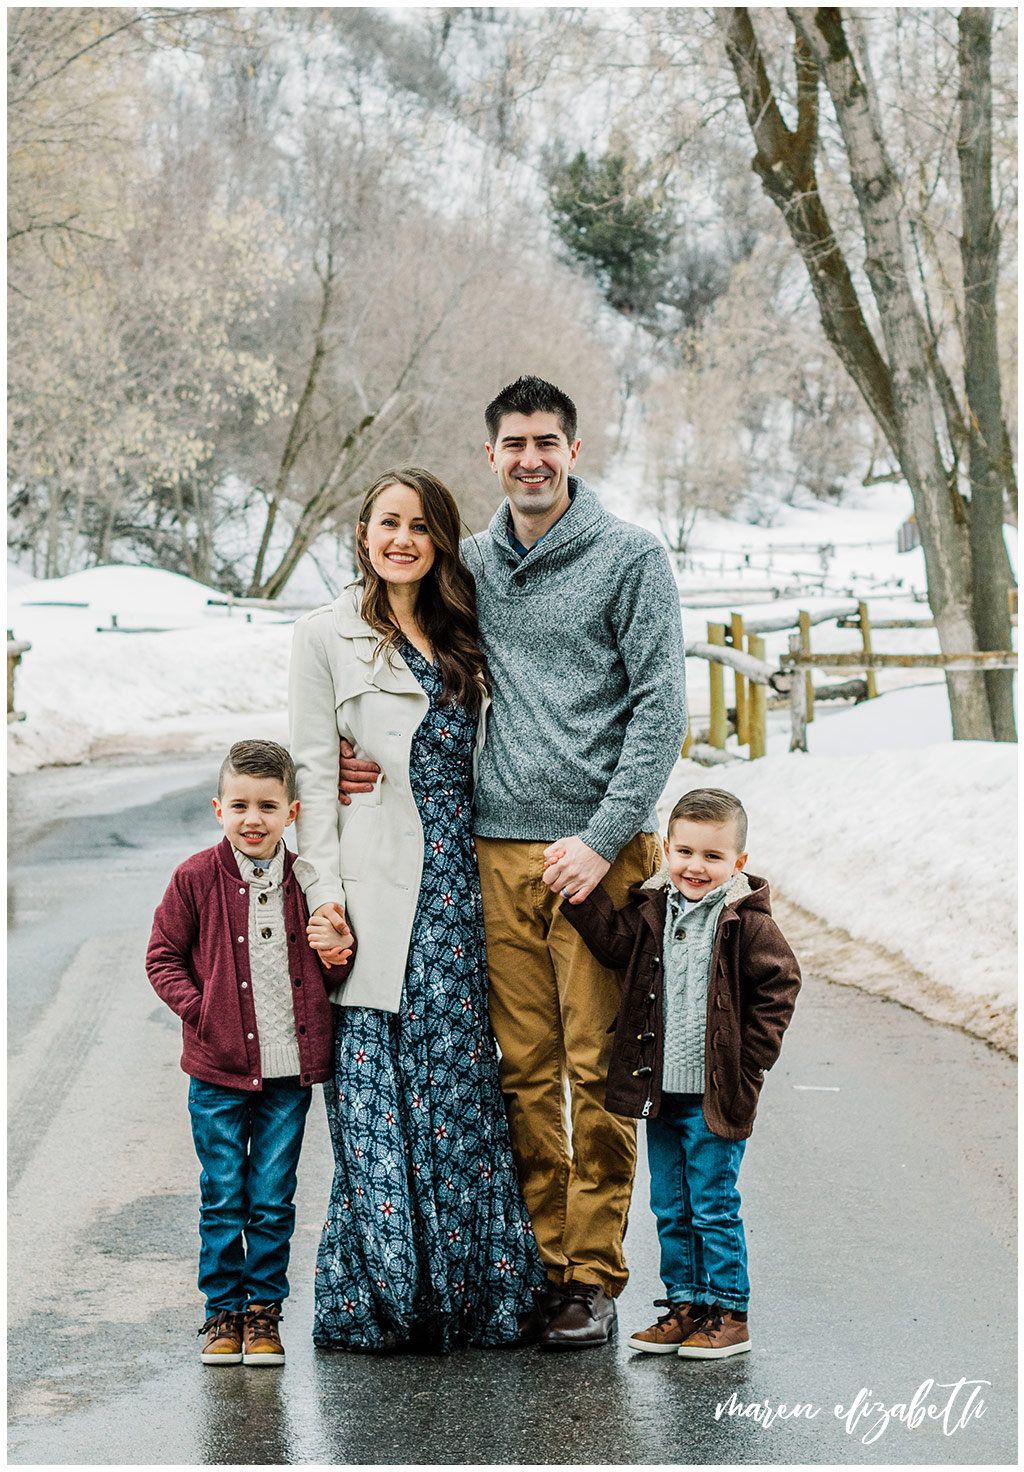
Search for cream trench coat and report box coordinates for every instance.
[288,584,489,1011]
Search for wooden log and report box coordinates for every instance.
[731,612,748,745]
[686,641,774,682]
[783,651,1018,671]
[741,602,858,634]
[707,623,728,748]
[789,633,808,752]
[858,601,878,699]
[747,634,767,759]
[687,742,745,767]
[813,678,869,703]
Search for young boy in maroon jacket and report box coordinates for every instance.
[147,740,353,1367]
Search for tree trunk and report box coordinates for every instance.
[794,7,993,739]
[957,7,1016,740]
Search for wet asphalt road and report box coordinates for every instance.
[7,753,1017,1465]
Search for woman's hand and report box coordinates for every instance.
[308,902,355,968]
[337,738,380,806]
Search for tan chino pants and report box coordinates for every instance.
[476,831,661,1297]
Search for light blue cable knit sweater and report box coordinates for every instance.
[661,871,752,1095]
[464,477,687,861]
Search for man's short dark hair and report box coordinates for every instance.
[668,788,748,851]
[485,375,578,446]
[218,739,296,802]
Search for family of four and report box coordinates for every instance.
[147,375,801,1370]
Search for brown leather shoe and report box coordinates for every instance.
[628,1300,709,1354]
[510,1282,568,1346]
[539,1282,616,1350]
[199,1310,243,1364]
[677,1304,751,1359]
[243,1302,285,1365]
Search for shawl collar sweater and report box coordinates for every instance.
[464,476,687,861]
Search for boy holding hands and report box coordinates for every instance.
[147,740,353,1365]
[554,788,800,1358]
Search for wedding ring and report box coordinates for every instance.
[561,887,571,898]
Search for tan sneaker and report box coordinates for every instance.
[677,1304,751,1359]
[628,1300,709,1354]
[243,1302,285,1366]
[199,1310,243,1364]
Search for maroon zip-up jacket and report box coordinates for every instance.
[146,838,351,1091]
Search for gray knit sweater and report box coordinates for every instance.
[465,477,687,861]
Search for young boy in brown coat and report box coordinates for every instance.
[557,788,800,1359]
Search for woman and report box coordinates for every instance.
[288,467,545,1351]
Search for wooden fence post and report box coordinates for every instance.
[747,634,767,758]
[707,623,727,748]
[730,612,748,744]
[858,602,878,698]
[788,634,808,752]
[798,609,815,723]
[8,629,30,724]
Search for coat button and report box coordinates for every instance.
[302,1073,310,1082]
[258,893,268,905]
[260,927,272,939]
[293,978,302,988]
[238,887,246,895]
[247,1032,254,1040]
[237,936,245,944]
[290,933,296,942]
[299,1025,306,1035]
[647,992,656,1003]
[241,981,248,989]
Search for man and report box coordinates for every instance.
[339,376,686,1348]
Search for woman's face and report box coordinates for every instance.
[360,484,436,590]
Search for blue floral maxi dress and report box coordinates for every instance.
[314,642,546,1350]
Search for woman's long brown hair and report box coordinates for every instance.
[356,467,490,714]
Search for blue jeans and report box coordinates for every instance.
[188,1076,312,1314]
[646,1092,749,1311]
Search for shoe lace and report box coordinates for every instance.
[199,1310,240,1337]
[651,1298,690,1327]
[564,1282,600,1305]
[246,1304,282,1338]
[702,1303,726,1334]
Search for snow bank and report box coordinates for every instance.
[659,741,1017,1022]
[7,566,295,771]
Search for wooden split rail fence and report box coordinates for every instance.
[683,602,1017,763]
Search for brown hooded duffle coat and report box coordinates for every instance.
[561,870,801,1140]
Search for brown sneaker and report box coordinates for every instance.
[199,1310,243,1364]
[628,1300,709,1354]
[243,1302,285,1366]
[677,1303,751,1359]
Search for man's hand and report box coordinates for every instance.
[542,836,611,905]
[308,902,355,968]
[338,737,381,806]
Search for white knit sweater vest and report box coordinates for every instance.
[232,845,313,1079]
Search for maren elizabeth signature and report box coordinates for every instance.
[715,1377,989,1445]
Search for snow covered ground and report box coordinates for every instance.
[7,485,1017,1052]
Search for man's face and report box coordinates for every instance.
[486,411,581,521]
